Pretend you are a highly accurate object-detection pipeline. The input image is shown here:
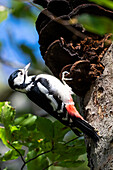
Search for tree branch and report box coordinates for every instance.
[7,140,53,170]
[21,148,53,170]
[43,163,54,170]
[7,140,25,164]
[64,136,82,145]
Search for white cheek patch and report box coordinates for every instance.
[14,74,24,86]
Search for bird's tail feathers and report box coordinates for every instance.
[66,103,99,142]
[72,118,99,142]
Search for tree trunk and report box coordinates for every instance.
[83,43,113,169]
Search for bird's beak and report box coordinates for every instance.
[24,63,31,72]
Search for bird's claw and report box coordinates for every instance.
[62,71,73,84]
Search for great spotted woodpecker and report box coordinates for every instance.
[8,63,99,141]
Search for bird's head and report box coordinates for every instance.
[8,63,32,92]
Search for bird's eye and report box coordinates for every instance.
[20,72,23,75]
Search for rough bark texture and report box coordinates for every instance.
[83,43,113,170]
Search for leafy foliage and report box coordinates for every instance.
[78,14,113,35]
[1,149,25,161]
[72,0,113,36]
[26,150,49,170]
[0,9,8,23]
[12,0,38,22]
[0,102,86,169]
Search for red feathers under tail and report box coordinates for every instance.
[66,104,99,142]
[66,104,84,120]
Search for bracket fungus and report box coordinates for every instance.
[34,0,113,96]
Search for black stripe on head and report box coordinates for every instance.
[8,70,21,89]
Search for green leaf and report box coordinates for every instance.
[0,102,5,122]
[0,127,8,147]
[25,141,40,151]
[11,141,23,149]
[14,116,26,125]
[56,160,84,168]
[9,125,28,142]
[36,117,53,140]
[53,121,70,142]
[89,0,113,10]
[12,1,38,22]
[0,127,22,149]
[3,168,8,170]
[0,103,23,148]
[10,125,20,132]
[14,114,37,129]
[0,9,8,23]
[78,14,113,35]
[54,140,86,161]
[0,102,16,126]
[41,141,52,153]
[0,102,5,110]
[1,149,25,161]
[0,102,16,141]
[46,137,86,164]
[26,150,49,170]
[78,153,90,170]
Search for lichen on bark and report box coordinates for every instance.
[83,43,113,170]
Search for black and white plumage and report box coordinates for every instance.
[8,63,99,142]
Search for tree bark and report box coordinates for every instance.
[83,43,113,170]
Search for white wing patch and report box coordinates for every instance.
[36,74,74,104]
[37,82,58,111]
[37,82,48,94]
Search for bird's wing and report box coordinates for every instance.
[37,77,63,111]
